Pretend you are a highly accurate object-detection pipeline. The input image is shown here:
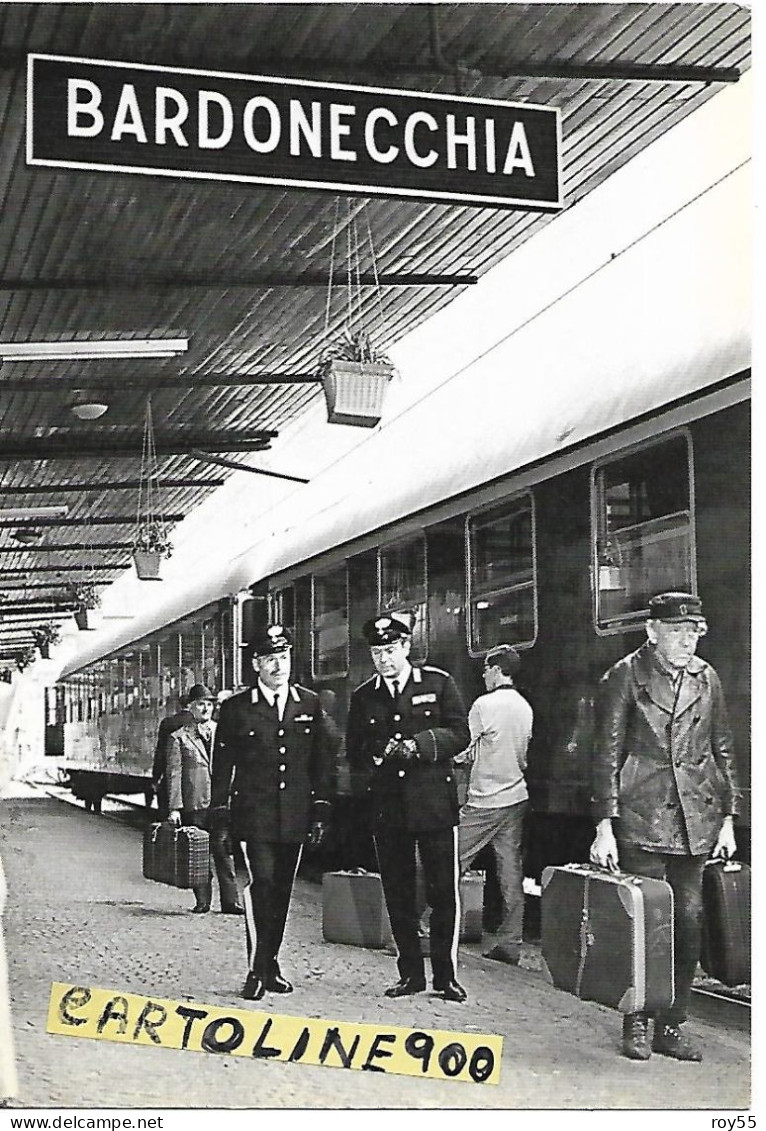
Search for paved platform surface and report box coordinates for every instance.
[0,791,750,1110]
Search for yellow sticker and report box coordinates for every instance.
[47,982,502,1085]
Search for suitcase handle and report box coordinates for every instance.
[705,857,742,873]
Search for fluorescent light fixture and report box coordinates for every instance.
[0,506,69,519]
[70,401,109,420]
[0,338,188,361]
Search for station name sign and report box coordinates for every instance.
[27,54,562,210]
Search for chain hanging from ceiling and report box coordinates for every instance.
[133,396,172,580]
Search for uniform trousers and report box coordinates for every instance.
[458,799,527,955]
[375,825,459,987]
[619,842,707,1024]
[181,809,239,911]
[241,840,302,977]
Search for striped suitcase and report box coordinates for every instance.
[541,863,674,1013]
[143,822,210,889]
[700,859,751,986]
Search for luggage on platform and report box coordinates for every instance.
[322,870,394,948]
[540,863,674,1013]
[143,821,210,889]
[700,858,751,986]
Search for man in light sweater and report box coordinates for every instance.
[456,644,533,966]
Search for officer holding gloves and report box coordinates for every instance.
[346,614,469,1002]
[211,624,334,1001]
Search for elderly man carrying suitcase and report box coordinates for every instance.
[590,591,740,1062]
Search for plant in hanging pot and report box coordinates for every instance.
[32,621,62,659]
[15,645,37,673]
[318,329,397,428]
[133,521,173,581]
[67,582,102,630]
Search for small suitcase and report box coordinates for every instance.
[700,859,751,986]
[322,870,394,948]
[143,822,210,889]
[541,863,674,1013]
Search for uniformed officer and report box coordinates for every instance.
[346,614,470,1002]
[211,625,334,1001]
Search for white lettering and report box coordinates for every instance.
[484,119,496,174]
[289,100,322,157]
[243,96,281,153]
[155,87,189,147]
[502,121,535,177]
[329,104,356,161]
[67,79,104,138]
[110,84,147,144]
[446,114,477,171]
[198,90,233,150]
[403,111,438,168]
[365,107,399,164]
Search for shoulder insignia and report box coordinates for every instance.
[422,665,450,677]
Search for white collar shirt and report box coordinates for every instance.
[382,662,413,699]
[256,680,289,720]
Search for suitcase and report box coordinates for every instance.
[541,863,674,1013]
[143,822,210,889]
[700,859,751,986]
[322,870,394,948]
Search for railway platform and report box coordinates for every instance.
[0,784,750,1112]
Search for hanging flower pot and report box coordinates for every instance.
[32,621,62,659]
[74,608,98,631]
[133,399,174,581]
[319,331,396,428]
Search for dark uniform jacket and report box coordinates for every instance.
[211,684,334,842]
[346,665,469,833]
[592,642,740,854]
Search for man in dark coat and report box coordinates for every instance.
[346,613,469,1002]
[591,591,740,1062]
[211,624,334,1001]
[166,683,242,916]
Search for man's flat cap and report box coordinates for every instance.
[186,683,216,703]
[362,613,412,645]
[250,624,292,656]
[648,591,705,623]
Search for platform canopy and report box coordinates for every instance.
[0,2,751,662]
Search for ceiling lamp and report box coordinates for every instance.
[0,506,68,519]
[0,338,188,361]
[70,401,109,420]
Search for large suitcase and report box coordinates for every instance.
[541,863,674,1013]
[700,859,751,986]
[143,822,210,889]
[322,870,394,948]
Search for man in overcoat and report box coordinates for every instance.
[211,625,334,1001]
[346,614,470,1001]
[152,696,192,819]
[166,683,242,915]
[591,591,740,1062]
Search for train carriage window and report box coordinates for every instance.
[593,433,694,630]
[180,626,203,697]
[467,495,537,653]
[312,566,349,678]
[379,536,428,663]
[270,586,295,633]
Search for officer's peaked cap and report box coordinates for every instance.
[362,613,412,645]
[647,591,705,623]
[251,624,292,656]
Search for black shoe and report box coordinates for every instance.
[191,904,210,914]
[483,945,520,966]
[242,973,266,1001]
[384,976,426,998]
[622,1012,651,1060]
[221,904,245,915]
[652,1023,702,1062]
[267,973,294,994]
[436,979,467,1003]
